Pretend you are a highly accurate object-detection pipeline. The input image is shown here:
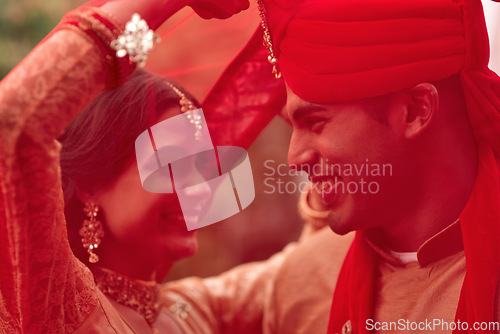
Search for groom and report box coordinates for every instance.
[256,0,500,333]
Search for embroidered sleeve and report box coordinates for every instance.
[0,14,122,332]
[160,243,297,334]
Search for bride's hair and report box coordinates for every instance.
[59,69,199,262]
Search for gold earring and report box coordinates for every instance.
[80,201,104,263]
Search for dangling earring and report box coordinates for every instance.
[80,201,104,263]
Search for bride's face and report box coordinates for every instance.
[92,106,206,277]
[97,160,198,267]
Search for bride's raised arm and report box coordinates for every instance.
[0,1,247,332]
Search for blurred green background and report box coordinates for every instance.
[0,0,84,79]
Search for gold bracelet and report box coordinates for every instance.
[55,7,136,88]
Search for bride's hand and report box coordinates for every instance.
[96,0,248,31]
[188,0,250,19]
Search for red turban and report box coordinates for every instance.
[262,0,500,162]
[267,0,466,103]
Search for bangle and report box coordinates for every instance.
[54,7,136,88]
[297,183,329,230]
[110,13,160,68]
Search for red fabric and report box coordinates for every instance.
[264,0,466,103]
[455,144,500,333]
[327,231,377,334]
[262,0,500,163]
[202,27,287,149]
[459,0,500,171]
